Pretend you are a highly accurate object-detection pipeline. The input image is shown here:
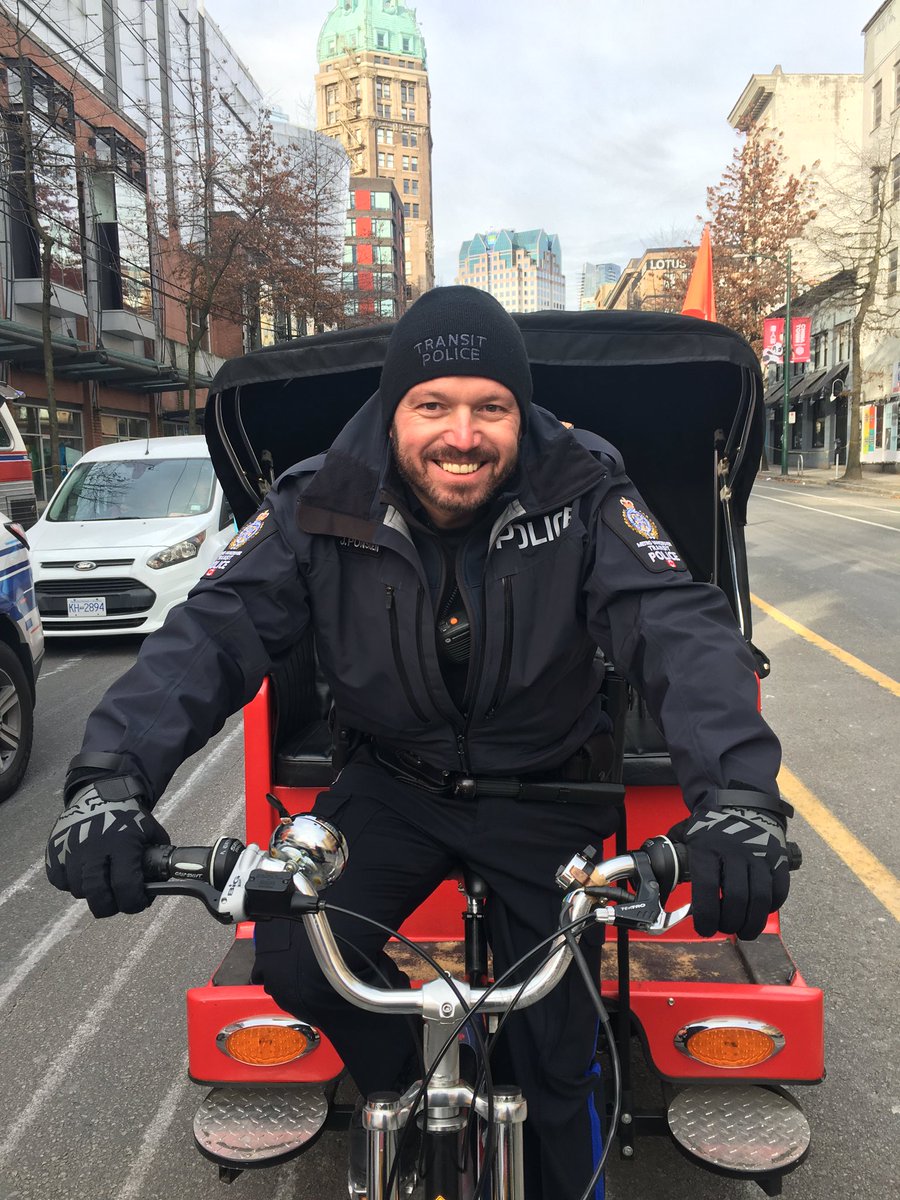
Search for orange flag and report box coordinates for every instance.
[681,225,717,322]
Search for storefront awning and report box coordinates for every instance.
[0,319,211,393]
[764,372,808,408]
[797,367,828,399]
[813,362,849,400]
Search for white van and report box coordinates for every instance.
[28,436,235,636]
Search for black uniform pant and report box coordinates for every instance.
[253,752,620,1200]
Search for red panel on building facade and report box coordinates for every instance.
[356,216,372,238]
[358,270,374,292]
[357,243,373,265]
[354,189,371,211]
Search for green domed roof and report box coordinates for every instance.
[317,1,426,64]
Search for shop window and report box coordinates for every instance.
[100,413,150,444]
[811,398,826,448]
[14,402,83,504]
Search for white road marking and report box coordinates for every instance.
[0,724,242,1020]
[39,655,85,678]
[113,793,248,1200]
[755,485,900,517]
[752,490,900,533]
[0,794,244,1165]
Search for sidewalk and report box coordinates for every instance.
[755,463,900,500]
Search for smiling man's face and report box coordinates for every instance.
[390,376,521,528]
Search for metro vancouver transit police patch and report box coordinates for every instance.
[602,493,686,573]
[204,507,277,579]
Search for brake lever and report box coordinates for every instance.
[145,880,234,924]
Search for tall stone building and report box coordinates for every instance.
[315,0,434,302]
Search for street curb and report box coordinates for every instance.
[755,474,900,501]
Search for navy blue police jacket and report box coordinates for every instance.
[75,395,781,812]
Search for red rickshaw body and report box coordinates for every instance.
[186,310,824,1185]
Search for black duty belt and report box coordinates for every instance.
[373,745,625,805]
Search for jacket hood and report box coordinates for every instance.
[297,390,614,534]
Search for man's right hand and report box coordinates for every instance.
[45,778,169,918]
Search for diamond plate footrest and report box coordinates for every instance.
[194,1085,330,1168]
[667,1084,811,1177]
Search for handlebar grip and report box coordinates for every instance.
[142,838,244,888]
[641,837,801,891]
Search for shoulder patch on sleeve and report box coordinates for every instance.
[601,490,687,573]
[203,506,279,580]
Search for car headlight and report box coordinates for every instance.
[147,531,206,570]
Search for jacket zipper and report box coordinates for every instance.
[485,576,514,718]
[385,585,429,723]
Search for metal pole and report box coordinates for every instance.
[781,248,792,476]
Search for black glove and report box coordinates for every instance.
[683,805,790,940]
[46,777,169,918]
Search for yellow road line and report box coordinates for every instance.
[751,593,900,699]
[779,766,900,922]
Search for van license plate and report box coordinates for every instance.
[67,597,107,617]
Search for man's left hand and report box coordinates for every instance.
[683,806,790,940]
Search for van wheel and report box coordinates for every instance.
[0,641,34,802]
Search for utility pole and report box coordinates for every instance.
[781,248,792,477]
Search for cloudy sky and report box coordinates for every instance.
[206,0,877,304]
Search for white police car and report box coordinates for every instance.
[0,510,42,801]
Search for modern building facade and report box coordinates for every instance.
[315,0,433,302]
[599,248,693,313]
[0,1,346,506]
[343,178,406,324]
[456,230,565,313]
[578,262,621,309]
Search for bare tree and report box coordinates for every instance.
[704,127,818,354]
[155,88,346,430]
[804,114,900,478]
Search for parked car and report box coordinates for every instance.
[0,509,42,801]
[29,437,235,637]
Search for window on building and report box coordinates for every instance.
[872,170,882,216]
[893,155,900,205]
[811,398,826,449]
[411,156,418,172]
[100,413,150,444]
[371,190,391,210]
[401,131,418,147]
[377,151,386,169]
[402,155,409,170]
[14,403,83,505]
[325,84,338,106]
[377,103,392,119]
[411,179,418,195]
[403,202,410,217]
[888,247,898,295]
[375,77,391,100]
[376,31,385,48]
[401,106,415,122]
[812,333,829,370]
[835,322,850,362]
[873,78,883,128]
[386,153,394,168]
[895,60,900,109]
[402,179,409,194]
[790,412,803,450]
[412,203,419,218]
[400,81,415,104]
[402,36,411,52]
[94,170,152,318]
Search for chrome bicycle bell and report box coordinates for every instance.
[269,813,349,890]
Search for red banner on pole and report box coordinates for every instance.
[762,318,784,365]
[762,317,811,364]
[790,317,811,363]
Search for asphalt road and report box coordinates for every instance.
[0,480,897,1200]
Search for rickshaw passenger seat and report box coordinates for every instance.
[270,633,337,788]
[621,704,678,787]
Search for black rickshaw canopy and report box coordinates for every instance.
[205,309,763,639]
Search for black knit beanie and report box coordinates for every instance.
[379,286,533,430]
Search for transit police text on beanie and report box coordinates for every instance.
[379,286,533,430]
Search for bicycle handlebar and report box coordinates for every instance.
[142,818,801,1016]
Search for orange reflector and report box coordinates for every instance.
[685,1026,776,1068]
[223,1024,310,1066]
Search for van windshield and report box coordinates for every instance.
[47,458,216,522]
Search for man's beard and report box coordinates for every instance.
[391,438,518,521]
